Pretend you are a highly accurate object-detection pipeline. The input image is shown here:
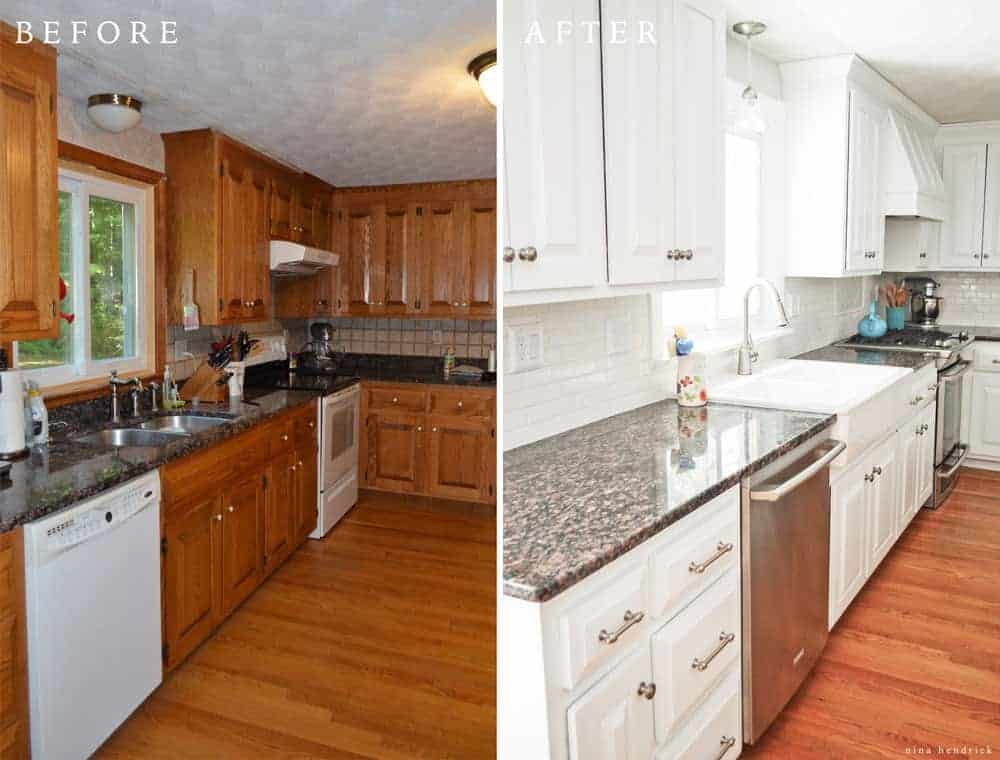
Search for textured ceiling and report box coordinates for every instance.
[723,0,1000,123]
[2,1,497,186]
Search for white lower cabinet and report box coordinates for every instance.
[567,648,656,760]
[866,435,899,574]
[829,451,871,627]
[969,371,1000,459]
[897,403,936,534]
[654,671,741,760]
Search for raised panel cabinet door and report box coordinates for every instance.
[672,0,725,283]
[218,160,248,322]
[263,452,295,577]
[269,180,294,241]
[502,0,607,292]
[244,172,271,319]
[465,200,497,315]
[312,194,333,251]
[970,373,1000,459]
[867,438,899,574]
[602,0,677,286]
[981,144,1000,268]
[897,423,919,536]
[0,48,59,340]
[829,459,870,628]
[163,494,223,670]
[294,191,316,246]
[422,201,462,314]
[845,90,884,272]
[294,443,319,544]
[916,403,936,510]
[365,412,424,493]
[566,648,656,760]
[343,204,379,314]
[425,415,491,502]
[221,476,263,616]
[941,144,987,268]
[380,203,419,314]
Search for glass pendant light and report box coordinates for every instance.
[732,21,767,135]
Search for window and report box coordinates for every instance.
[16,166,153,388]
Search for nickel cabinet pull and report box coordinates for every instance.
[688,541,733,574]
[598,610,644,645]
[715,736,737,760]
[691,631,735,671]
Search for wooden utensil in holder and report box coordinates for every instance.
[178,362,229,403]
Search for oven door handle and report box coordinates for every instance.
[937,445,969,480]
[750,441,846,502]
[939,360,972,383]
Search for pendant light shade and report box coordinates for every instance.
[732,22,766,135]
[87,94,143,133]
[468,50,498,108]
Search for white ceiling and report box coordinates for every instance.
[2,1,496,186]
[723,0,1000,123]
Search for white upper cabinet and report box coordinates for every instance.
[502,0,608,292]
[979,144,1000,269]
[602,0,724,286]
[883,218,941,271]
[940,144,987,269]
[845,90,887,273]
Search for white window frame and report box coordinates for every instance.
[15,165,155,389]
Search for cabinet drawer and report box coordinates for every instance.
[648,489,738,623]
[367,387,427,412]
[650,568,740,743]
[566,647,655,760]
[655,670,741,760]
[428,390,494,418]
[556,564,648,691]
[903,364,939,405]
[974,341,1000,372]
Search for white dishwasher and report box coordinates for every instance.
[24,471,163,759]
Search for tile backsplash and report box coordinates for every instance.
[884,271,1000,326]
[312,317,497,359]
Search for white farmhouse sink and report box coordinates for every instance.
[712,359,915,470]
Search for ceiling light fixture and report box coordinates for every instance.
[732,21,767,135]
[87,93,143,133]
[468,49,498,108]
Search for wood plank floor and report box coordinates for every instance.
[743,467,1000,758]
[95,491,497,759]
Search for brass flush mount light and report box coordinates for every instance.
[87,93,143,132]
[468,49,498,108]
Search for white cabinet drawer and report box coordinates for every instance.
[648,489,738,623]
[566,647,656,760]
[556,565,648,690]
[973,341,1000,372]
[650,568,740,743]
[655,670,741,760]
[902,364,938,409]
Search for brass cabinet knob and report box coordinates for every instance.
[214,514,223,522]
[417,426,423,432]
[227,505,235,513]
[432,426,439,432]
[457,401,463,408]
[392,396,399,403]
[281,434,289,441]
[308,421,315,428]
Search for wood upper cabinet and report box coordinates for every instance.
[422,201,463,314]
[162,493,222,670]
[342,203,379,314]
[0,28,59,341]
[374,202,421,314]
[269,179,294,241]
[465,200,497,316]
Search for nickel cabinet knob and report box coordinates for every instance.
[637,681,656,700]
[666,250,676,261]
[502,246,515,263]
[518,246,538,262]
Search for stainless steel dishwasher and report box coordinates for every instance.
[741,436,846,744]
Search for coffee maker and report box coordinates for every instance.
[905,276,943,326]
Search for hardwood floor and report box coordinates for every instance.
[96,490,496,759]
[744,467,1000,758]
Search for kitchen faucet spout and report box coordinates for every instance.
[738,279,791,376]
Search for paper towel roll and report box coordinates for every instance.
[0,370,27,457]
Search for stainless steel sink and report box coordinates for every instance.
[139,415,232,434]
[73,428,189,448]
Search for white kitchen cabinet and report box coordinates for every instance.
[829,451,871,627]
[940,144,987,269]
[601,0,723,286]
[896,416,920,535]
[980,144,1000,269]
[866,435,899,574]
[883,218,941,271]
[846,89,887,273]
[969,371,1000,460]
[566,648,656,760]
[502,0,607,292]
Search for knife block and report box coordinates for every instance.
[178,362,229,403]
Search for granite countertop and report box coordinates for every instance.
[793,344,939,369]
[503,400,836,603]
[333,354,495,388]
[0,390,319,535]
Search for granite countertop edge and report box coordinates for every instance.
[502,411,836,604]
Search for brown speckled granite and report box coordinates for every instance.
[794,344,939,369]
[503,400,835,603]
[0,390,321,535]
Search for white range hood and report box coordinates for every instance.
[269,240,338,277]
[881,108,946,221]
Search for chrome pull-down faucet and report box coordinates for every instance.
[737,279,791,376]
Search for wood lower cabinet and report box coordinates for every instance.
[360,382,496,504]
[0,24,59,342]
[0,529,28,760]
[162,401,319,671]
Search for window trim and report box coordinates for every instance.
[15,159,158,394]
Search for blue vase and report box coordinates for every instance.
[858,300,887,338]
[886,306,906,331]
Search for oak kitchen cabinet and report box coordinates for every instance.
[164,129,335,326]
[0,529,29,760]
[161,401,319,671]
[360,382,496,504]
[0,24,59,342]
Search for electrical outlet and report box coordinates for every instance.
[432,329,443,345]
[510,324,543,372]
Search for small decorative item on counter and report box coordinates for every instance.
[882,281,907,331]
[674,325,694,356]
[227,361,246,399]
[674,328,708,407]
[858,299,888,338]
[27,382,48,445]
[288,353,298,371]
[443,346,456,377]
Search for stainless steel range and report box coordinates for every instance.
[835,327,973,507]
